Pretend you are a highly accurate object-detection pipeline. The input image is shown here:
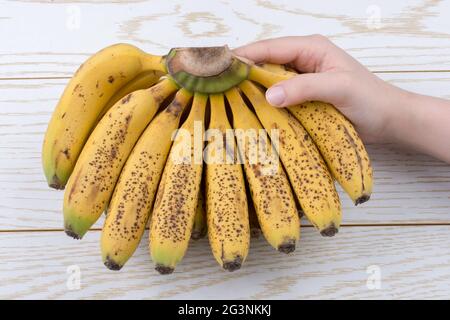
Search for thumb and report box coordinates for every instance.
[265,72,350,107]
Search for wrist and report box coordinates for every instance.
[381,85,419,145]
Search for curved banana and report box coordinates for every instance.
[290,102,373,204]
[240,80,341,236]
[101,88,192,271]
[249,65,373,204]
[96,70,163,122]
[191,182,207,240]
[225,87,300,252]
[64,78,178,240]
[150,93,207,274]
[205,93,249,271]
[43,43,165,189]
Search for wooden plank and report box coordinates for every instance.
[1,0,450,78]
[0,226,449,299]
[0,72,449,230]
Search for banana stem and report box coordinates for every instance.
[209,94,228,128]
[248,66,294,88]
[148,77,179,104]
[141,53,167,73]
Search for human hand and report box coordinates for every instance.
[234,35,404,143]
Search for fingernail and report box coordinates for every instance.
[266,86,286,107]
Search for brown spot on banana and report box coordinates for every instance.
[341,125,365,192]
[121,93,133,104]
[67,168,82,204]
[62,148,70,160]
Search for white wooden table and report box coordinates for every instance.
[1,0,450,299]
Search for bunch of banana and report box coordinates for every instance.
[43,44,165,189]
[43,44,373,274]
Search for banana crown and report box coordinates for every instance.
[166,46,249,94]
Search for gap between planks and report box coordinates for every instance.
[1,223,450,234]
[1,70,450,81]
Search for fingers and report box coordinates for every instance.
[233,35,335,73]
[265,72,352,107]
[234,37,302,64]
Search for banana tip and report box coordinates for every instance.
[222,257,242,272]
[64,226,82,240]
[278,241,296,254]
[320,224,339,237]
[104,257,123,271]
[49,175,65,190]
[355,194,370,206]
[155,264,174,275]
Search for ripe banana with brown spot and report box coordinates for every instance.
[64,78,178,240]
[96,70,163,122]
[100,88,192,270]
[191,187,207,240]
[239,80,341,236]
[225,87,300,252]
[149,93,207,274]
[247,189,261,239]
[205,93,250,271]
[250,65,373,204]
[43,43,165,189]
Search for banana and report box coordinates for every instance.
[249,65,373,204]
[247,190,261,239]
[64,78,178,240]
[290,102,373,204]
[248,64,293,89]
[150,93,207,274]
[239,80,341,236]
[225,87,300,252]
[96,70,163,122]
[43,43,165,189]
[257,63,296,75]
[191,187,207,240]
[101,88,192,270]
[205,93,249,271]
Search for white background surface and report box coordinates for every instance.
[0,0,449,299]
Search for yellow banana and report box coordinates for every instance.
[257,63,295,75]
[205,93,249,271]
[101,88,192,270]
[43,43,165,189]
[290,102,373,204]
[240,80,341,236]
[249,65,373,204]
[247,190,261,239]
[225,87,300,252]
[64,78,178,240]
[96,70,163,122]
[191,184,207,240]
[150,93,207,274]
[248,64,293,88]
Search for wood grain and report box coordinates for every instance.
[0,72,449,230]
[1,0,450,78]
[0,226,449,299]
[1,0,450,300]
